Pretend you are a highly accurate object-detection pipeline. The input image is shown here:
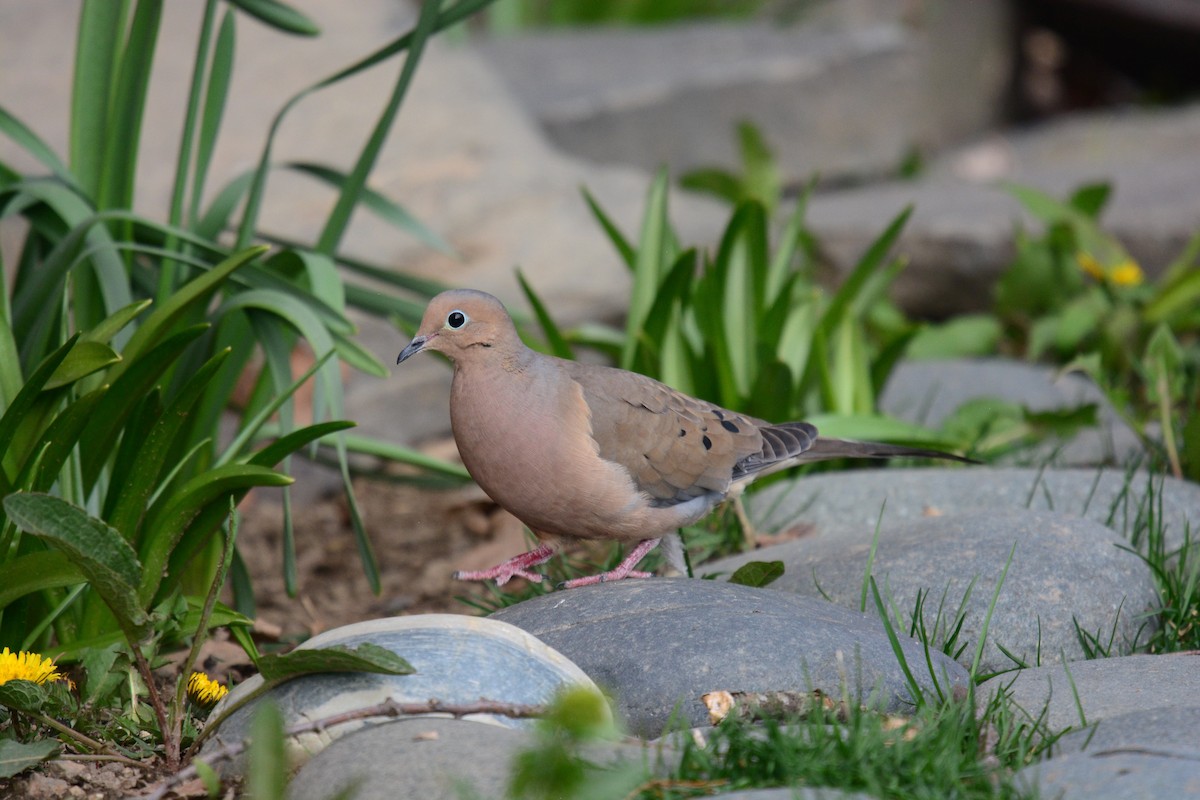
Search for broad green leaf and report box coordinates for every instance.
[107,349,233,545]
[1146,267,1200,325]
[0,551,80,610]
[728,560,784,588]
[0,738,60,779]
[78,324,211,490]
[257,642,415,684]
[0,680,48,713]
[182,596,254,632]
[44,340,121,389]
[229,0,321,36]
[678,168,742,205]
[115,245,267,377]
[1068,182,1111,218]
[81,298,152,345]
[2,493,148,637]
[0,335,78,470]
[906,315,1002,360]
[140,465,292,602]
[802,413,967,450]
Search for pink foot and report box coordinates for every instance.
[559,539,661,589]
[453,544,555,586]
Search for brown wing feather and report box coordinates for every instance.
[563,361,765,506]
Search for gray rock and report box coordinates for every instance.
[880,358,1144,466]
[1016,746,1200,800]
[477,6,1012,184]
[707,510,1158,675]
[287,717,661,800]
[745,467,1200,552]
[491,579,969,737]
[1053,706,1200,756]
[808,104,1200,318]
[201,615,598,772]
[716,790,878,800]
[979,653,1200,734]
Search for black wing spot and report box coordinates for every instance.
[702,435,713,450]
[679,429,687,437]
[721,419,739,433]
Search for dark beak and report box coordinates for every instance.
[396,335,430,364]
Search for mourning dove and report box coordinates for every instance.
[398,289,972,589]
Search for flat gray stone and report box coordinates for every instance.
[287,717,660,800]
[979,653,1200,734]
[1053,706,1200,756]
[491,579,969,737]
[201,615,598,773]
[745,467,1200,552]
[1016,746,1200,799]
[880,359,1143,466]
[707,510,1158,675]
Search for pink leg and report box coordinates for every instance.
[453,544,556,586]
[559,539,661,589]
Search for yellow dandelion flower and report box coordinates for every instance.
[187,671,228,707]
[0,647,62,686]
[1076,252,1107,281]
[1109,260,1144,287]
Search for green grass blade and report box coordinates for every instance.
[115,244,267,377]
[315,0,442,255]
[97,0,163,211]
[288,162,455,256]
[0,105,74,186]
[582,187,636,269]
[516,269,574,359]
[162,0,219,297]
[622,169,671,370]
[228,0,320,36]
[70,0,128,195]
[77,324,211,490]
[139,464,292,603]
[190,7,235,230]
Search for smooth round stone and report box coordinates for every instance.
[201,614,598,772]
[707,509,1158,675]
[979,653,1200,734]
[286,716,663,800]
[745,467,1200,552]
[491,579,969,737]
[1017,747,1200,799]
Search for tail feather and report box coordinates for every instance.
[805,437,977,464]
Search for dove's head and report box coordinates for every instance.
[397,289,522,366]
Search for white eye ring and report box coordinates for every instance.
[446,309,468,329]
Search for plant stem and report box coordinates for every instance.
[131,642,179,771]
[32,711,145,767]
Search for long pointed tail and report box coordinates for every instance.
[806,437,978,464]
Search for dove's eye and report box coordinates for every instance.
[446,310,468,329]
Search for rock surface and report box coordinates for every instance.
[201,614,598,771]
[491,578,970,736]
[707,510,1159,675]
[744,467,1200,551]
